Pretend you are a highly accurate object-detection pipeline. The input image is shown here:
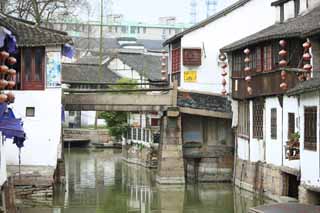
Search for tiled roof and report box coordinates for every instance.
[163,0,251,46]
[62,63,121,83]
[287,77,320,96]
[115,52,163,81]
[221,5,320,52]
[0,14,72,47]
[177,91,232,113]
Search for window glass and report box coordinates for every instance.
[35,48,44,81]
[24,48,32,81]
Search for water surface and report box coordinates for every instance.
[20,148,267,213]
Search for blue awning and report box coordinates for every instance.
[0,103,25,147]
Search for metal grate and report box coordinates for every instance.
[304,106,317,151]
[253,99,264,139]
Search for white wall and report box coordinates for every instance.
[249,100,265,162]
[265,97,283,166]
[299,92,320,188]
[178,0,275,93]
[283,96,300,170]
[6,89,61,167]
[284,0,295,21]
[237,137,249,161]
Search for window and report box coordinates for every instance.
[130,27,136,34]
[26,107,35,117]
[288,113,295,139]
[151,118,160,127]
[304,106,317,151]
[21,47,45,90]
[146,130,150,142]
[238,101,250,137]
[128,128,132,140]
[263,45,272,71]
[271,108,277,139]
[121,26,127,33]
[143,129,146,141]
[232,52,243,72]
[253,99,264,139]
[256,47,262,72]
[69,111,75,116]
[133,128,137,140]
[172,48,181,73]
[138,128,142,140]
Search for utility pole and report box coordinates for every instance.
[190,0,197,24]
[99,0,104,74]
[206,0,217,18]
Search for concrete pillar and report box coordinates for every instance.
[156,108,185,184]
[157,185,185,213]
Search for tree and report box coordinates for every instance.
[100,78,138,142]
[4,0,89,24]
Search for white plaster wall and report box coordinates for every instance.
[284,1,295,21]
[249,100,265,162]
[179,0,275,93]
[81,111,96,127]
[6,89,62,167]
[282,96,300,170]
[299,92,320,188]
[265,97,283,166]
[0,136,7,186]
[237,137,249,161]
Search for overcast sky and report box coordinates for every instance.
[88,0,237,23]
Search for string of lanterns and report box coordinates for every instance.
[279,40,288,90]
[161,50,167,81]
[244,48,252,95]
[219,52,227,96]
[302,40,312,80]
[0,50,16,103]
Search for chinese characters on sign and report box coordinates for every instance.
[46,52,61,87]
[184,70,197,82]
[183,48,202,66]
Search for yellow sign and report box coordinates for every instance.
[184,71,197,83]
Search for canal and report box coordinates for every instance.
[19,148,269,213]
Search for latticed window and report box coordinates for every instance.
[304,106,317,151]
[288,113,295,139]
[172,48,181,73]
[238,101,250,137]
[138,128,142,140]
[128,128,132,140]
[133,128,137,140]
[271,108,277,139]
[263,45,272,71]
[253,99,264,139]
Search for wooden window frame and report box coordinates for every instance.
[304,106,317,151]
[271,108,277,139]
[21,47,45,90]
[288,113,295,139]
[172,48,181,73]
[253,99,264,139]
[238,101,250,138]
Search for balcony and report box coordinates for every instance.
[231,68,300,100]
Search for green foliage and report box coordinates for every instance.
[100,78,138,141]
[290,132,300,142]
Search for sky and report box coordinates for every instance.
[88,0,237,24]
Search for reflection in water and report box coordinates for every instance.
[20,149,267,213]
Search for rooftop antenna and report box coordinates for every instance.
[190,0,197,24]
[206,0,217,18]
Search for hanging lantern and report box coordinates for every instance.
[279,39,288,90]
[161,50,167,81]
[0,65,8,73]
[245,76,252,82]
[8,69,16,76]
[7,57,16,65]
[243,48,252,95]
[7,81,15,89]
[0,51,9,60]
[302,40,312,80]
[303,52,311,61]
[303,41,311,49]
[219,52,228,96]
[6,92,15,103]
[247,87,253,95]
[0,94,7,103]
[0,80,8,89]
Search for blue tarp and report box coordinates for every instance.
[0,103,25,148]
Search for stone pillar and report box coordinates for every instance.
[157,185,185,213]
[156,108,185,184]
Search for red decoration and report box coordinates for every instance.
[280,82,288,90]
[279,50,287,57]
[0,94,7,103]
[6,92,15,103]
[244,48,250,55]
[279,40,288,90]
[161,50,167,81]
[247,87,253,95]
[279,40,287,48]
[0,51,9,60]
[7,81,15,89]
[7,57,16,65]
[0,65,8,73]
[281,70,287,80]
[219,52,228,96]
[303,64,312,71]
[244,48,252,95]
[303,41,311,49]
[302,40,312,80]
[303,52,311,61]
[8,69,16,76]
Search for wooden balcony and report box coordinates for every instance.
[231,68,300,100]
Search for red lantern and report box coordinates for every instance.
[8,69,16,76]
[303,64,312,71]
[281,70,287,80]
[279,40,287,48]
[221,88,227,95]
[244,57,250,63]
[6,92,15,103]
[161,70,166,74]
[0,80,8,89]
[0,51,9,60]
[0,65,8,73]
[7,81,16,89]
[279,50,288,57]
[0,94,7,103]
[279,60,288,67]
[244,48,250,55]
[7,57,17,65]
[280,82,288,90]
[222,79,227,86]
[219,53,226,61]
[247,87,253,95]
[303,52,311,61]
[245,76,252,82]
[244,67,251,72]
[221,71,227,77]
[303,41,311,49]
[221,63,227,69]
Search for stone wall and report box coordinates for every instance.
[234,158,285,200]
[63,128,112,143]
[299,184,320,205]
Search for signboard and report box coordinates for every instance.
[184,70,197,83]
[183,48,202,66]
[46,52,61,87]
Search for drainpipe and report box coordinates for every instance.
[319,91,320,179]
